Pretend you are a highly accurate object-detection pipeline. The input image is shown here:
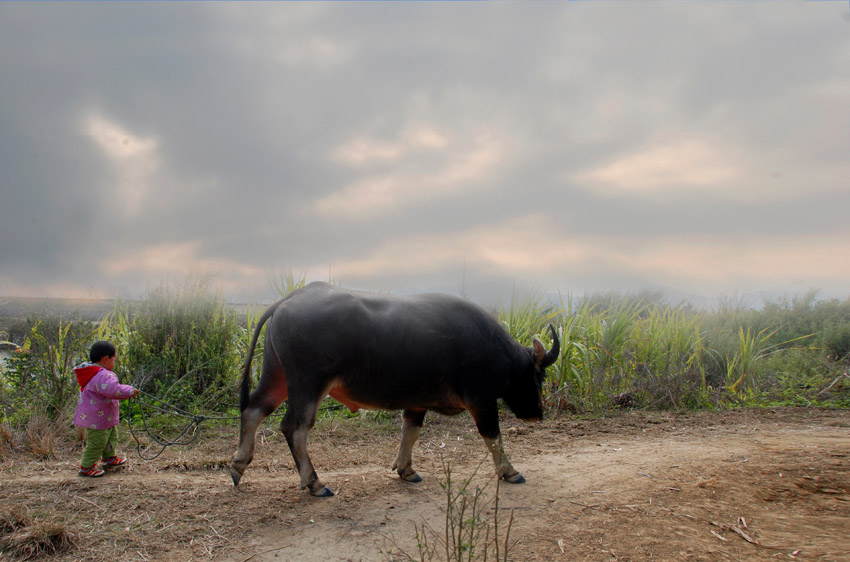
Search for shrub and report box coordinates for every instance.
[385,458,515,562]
[111,277,243,412]
[0,318,96,424]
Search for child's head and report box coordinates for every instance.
[89,341,116,364]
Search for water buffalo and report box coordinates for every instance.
[230,282,559,496]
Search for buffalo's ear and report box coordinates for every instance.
[532,338,546,369]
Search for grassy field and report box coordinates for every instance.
[1,282,848,431]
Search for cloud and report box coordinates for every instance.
[316,127,511,218]
[617,233,850,291]
[105,242,267,297]
[318,216,850,299]
[317,214,582,282]
[574,135,741,197]
[107,241,264,278]
[209,3,349,69]
[331,123,448,167]
[2,2,849,303]
[571,127,850,205]
[84,112,160,217]
[275,37,351,69]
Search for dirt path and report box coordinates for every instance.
[1,408,847,561]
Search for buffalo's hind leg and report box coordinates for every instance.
[230,406,268,487]
[230,350,288,487]
[392,408,427,482]
[281,394,333,497]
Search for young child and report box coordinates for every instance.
[73,340,139,477]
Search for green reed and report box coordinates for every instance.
[1,279,847,428]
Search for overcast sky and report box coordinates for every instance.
[1,1,848,305]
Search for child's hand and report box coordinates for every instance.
[132,389,140,398]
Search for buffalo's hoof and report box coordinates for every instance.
[397,467,423,483]
[311,485,335,497]
[502,473,526,484]
[230,467,243,487]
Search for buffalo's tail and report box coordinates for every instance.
[239,300,284,412]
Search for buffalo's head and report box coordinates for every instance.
[503,324,560,421]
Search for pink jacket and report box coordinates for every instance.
[73,363,136,430]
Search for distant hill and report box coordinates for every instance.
[0,296,115,323]
[0,296,256,333]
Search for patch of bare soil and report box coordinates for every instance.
[1,408,847,561]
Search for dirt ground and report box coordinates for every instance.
[1,408,848,562]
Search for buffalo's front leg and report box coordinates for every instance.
[392,409,427,482]
[469,405,526,484]
[281,396,333,497]
[482,434,525,483]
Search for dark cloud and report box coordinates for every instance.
[1,2,848,302]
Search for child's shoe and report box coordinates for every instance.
[79,465,105,477]
[101,456,127,468]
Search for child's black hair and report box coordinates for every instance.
[89,341,116,363]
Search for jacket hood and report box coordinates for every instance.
[74,362,103,391]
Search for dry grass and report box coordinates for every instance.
[24,415,57,460]
[0,507,78,560]
[0,421,16,459]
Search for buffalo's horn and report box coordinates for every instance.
[542,324,560,368]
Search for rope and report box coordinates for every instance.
[124,391,223,460]
[134,389,242,421]
[124,389,346,461]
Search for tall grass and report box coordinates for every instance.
[508,289,848,413]
[629,305,707,409]
[498,286,561,346]
[270,269,309,298]
[701,292,849,407]
[114,277,243,411]
[0,318,96,423]
[0,280,847,428]
[535,293,708,412]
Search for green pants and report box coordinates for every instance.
[80,426,119,468]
